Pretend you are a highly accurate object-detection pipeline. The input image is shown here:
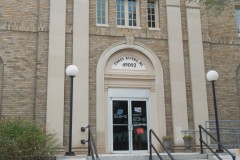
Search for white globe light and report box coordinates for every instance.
[206,70,219,82]
[66,65,78,77]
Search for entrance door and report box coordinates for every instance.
[112,99,148,153]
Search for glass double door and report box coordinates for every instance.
[112,99,148,153]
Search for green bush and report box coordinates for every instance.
[0,118,60,160]
[183,135,193,141]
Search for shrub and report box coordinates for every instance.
[0,118,60,160]
[183,135,193,141]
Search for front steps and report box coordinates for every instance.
[98,153,208,160]
[56,152,240,160]
[57,156,87,160]
[57,153,208,160]
[209,153,240,160]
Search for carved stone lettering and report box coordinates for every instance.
[112,56,146,70]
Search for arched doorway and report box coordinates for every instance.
[96,39,166,153]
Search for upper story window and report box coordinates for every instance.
[147,0,159,29]
[117,0,125,25]
[97,0,108,26]
[128,0,137,26]
[116,0,140,28]
[235,8,240,34]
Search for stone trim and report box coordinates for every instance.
[96,40,166,153]
[186,3,209,145]
[0,21,49,32]
[46,0,66,146]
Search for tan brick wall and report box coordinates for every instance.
[33,0,50,127]
[64,33,73,146]
[34,32,49,126]
[0,31,38,120]
[0,58,3,115]
[204,43,240,120]
[183,41,194,130]
[200,1,240,121]
[237,66,240,111]
[0,0,38,30]
[0,0,50,123]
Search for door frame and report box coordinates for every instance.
[108,97,151,153]
[96,41,166,154]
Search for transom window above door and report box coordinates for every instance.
[116,0,140,28]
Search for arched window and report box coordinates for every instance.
[0,57,3,115]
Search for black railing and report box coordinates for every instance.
[81,125,100,160]
[205,120,240,149]
[149,129,174,160]
[199,125,236,160]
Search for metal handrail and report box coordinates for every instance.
[205,120,240,148]
[81,125,100,160]
[149,129,174,160]
[199,125,236,160]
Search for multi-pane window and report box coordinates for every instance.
[235,8,240,33]
[97,0,106,24]
[116,0,139,27]
[148,0,155,28]
[128,0,137,26]
[117,0,125,25]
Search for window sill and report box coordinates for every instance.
[96,24,109,27]
[117,26,142,30]
[148,27,161,31]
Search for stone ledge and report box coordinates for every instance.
[56,156,87,160]
[0,21,49,32]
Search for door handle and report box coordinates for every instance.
[129,125,133,131]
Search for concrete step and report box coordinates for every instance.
[56,156,87,160]
[203,148,240,160]
[56,153,208,160]
[96,153,208,160]
[208,153,239,160]
[56,149,240,160]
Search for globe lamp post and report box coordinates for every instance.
[65,65,78,156]
[206,70,223,153]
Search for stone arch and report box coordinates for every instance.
[0,57,3,115]
[96,39,166,153]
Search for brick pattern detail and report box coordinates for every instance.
[1,31,37,120]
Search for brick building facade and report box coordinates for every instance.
[0,0,240,153]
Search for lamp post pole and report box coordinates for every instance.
[65,65,78,156]
[206,70,223,153]
[211,80,223,153]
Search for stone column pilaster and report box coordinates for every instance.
[46,0,66,146]
[167,0,189,145]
